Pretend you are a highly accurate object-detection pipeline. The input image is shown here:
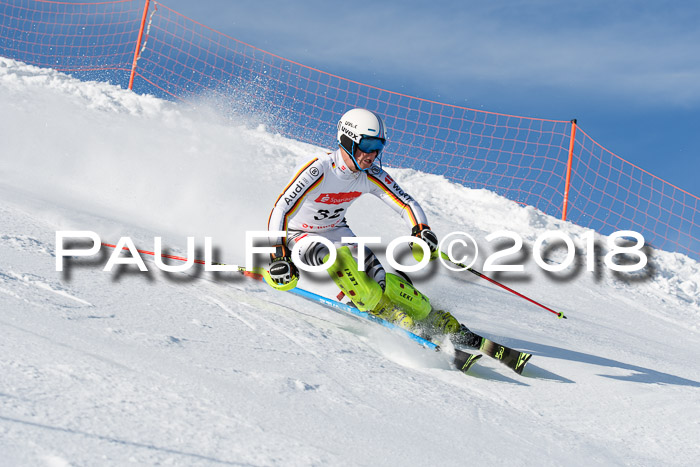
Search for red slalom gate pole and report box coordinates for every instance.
[440,252,567,319]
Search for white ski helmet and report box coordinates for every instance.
[337,108,386,170]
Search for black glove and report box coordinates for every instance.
[268,244,299,286]
[411,224,438,255]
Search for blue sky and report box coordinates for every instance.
[90,0,700,195]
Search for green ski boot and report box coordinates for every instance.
[368,273,433,330]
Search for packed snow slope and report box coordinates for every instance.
[1,57,700,466]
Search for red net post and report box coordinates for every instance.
[562,119,578,221]
[128,0,150,90]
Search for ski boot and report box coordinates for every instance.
[417,308,459,344]
[415,309,482,349]
[368,272,432,329]
[370,294,415,329]
[450,323,484,349]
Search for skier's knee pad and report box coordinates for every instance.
[381,273,431,321]
[325,246,383,312]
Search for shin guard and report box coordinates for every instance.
[325,247,383,312]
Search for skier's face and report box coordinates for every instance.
[353,148,378,171]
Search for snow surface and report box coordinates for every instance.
[1,57,700,466]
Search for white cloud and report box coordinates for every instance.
[192,0,700,108]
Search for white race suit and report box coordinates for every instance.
[267,149,431,285]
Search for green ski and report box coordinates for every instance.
[479,338,532,375]
[451,325,532,375]
[452,349,482,374]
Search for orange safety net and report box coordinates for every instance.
[1,0,698,260]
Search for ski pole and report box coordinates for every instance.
[440,251,567,319]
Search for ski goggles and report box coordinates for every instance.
[357,136,386,154]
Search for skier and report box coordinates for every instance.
[265,108,481,347]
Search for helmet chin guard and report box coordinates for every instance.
[337,108,386,171]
